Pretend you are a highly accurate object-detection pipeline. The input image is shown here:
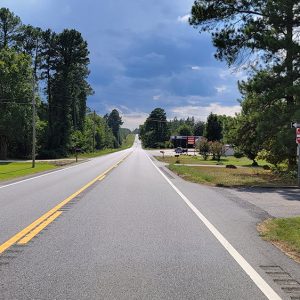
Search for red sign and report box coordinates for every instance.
[187,136,195,145]
[296,128,300,144]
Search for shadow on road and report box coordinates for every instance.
[236,187,300,202]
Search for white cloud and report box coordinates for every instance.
[191,66,201,71]
[170,103,241,121]
[104,104,147,130]
[215,85,228,94]
[177,14,190,23]
[219,69,248,81]
[153,95,161,100]
[122,112,148,130]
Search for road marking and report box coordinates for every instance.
[0,150,131,190]
[18,211,62,244]
[98,175,106,181]
[146,154,282,300]
[0,152,132,254]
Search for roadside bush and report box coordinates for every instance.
[226,164,237,169]
[263,165,271,170]
[164,141,174,148]
[233,150,244,158]
[196,138,210,160]
[210,141,225,161]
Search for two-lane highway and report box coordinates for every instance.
[0,137,298,299]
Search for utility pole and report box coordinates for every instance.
[291,122,300,187]
[32,75,36,168]
[297,144,300,188]
[93,110,96,151]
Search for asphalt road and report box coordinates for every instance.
[0,136,299,299]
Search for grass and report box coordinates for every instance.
[0,134,136,181]
[0,162,57,181]
[78,134,135,159]
[168,165,297,187]
[258,217,300,263]
[156,155,269,167]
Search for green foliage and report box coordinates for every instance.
[193,121,205,136]
[209,141,224,161]
[233,150,244,159]
[196,137,210,160]
[106,109,124,148]
[140,108,170,148]
[178,124,193,136]
[205,113,222,141]
[0,8,124,160]
[168,116,204,137]
[47,29,93,154]
[0,8,21,49]
[190,1,300,169]
[0,47,33,159]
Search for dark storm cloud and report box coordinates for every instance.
[2,0,243,128]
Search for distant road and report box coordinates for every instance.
[0,136,299,299]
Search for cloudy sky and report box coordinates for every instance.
[2,0,244,129]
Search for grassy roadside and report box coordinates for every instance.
[0,134,136,182]
[258,218,300,263]
[0,162,57,181]
[78,134,135,158]
[156,155,269,167]
[168,164,296,187]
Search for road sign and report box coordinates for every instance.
[291,122,300,128]
[187,136,195,145]
[297,128,300,144]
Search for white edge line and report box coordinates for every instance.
[0,163,81,190]
[0,149,131,190]
[146,153,282,300]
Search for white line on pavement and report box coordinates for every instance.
[146,154,282,300]
[0,163,82,190]
[0,150,130,190]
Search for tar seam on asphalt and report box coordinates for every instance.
[261,265,300,299]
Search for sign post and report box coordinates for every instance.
[296,127,300,187]
[293,122,300,187]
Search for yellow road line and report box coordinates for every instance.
[0,152,132,254]
[18,211,62,245]
[98,175,106,181]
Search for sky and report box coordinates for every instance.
[1,0,244,129]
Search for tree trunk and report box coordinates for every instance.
[0,135,8,159]
[285,2,294,106]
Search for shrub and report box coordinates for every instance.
[196,138,210,160]
[233,150,244,158]
[210,141,225,161]
[226,164,237,169]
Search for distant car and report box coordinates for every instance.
[174,147,187,154]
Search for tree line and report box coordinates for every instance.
[139,108,230,149]
[0,8,128,159]
[139,104,297,169]
[189,0,300,170]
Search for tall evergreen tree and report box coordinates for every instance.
[190,0,300,167]
[205,113,222,141]
[0,8,21,49]
[140,108,169,148]
[107,109,123,147]
[48,29,92,154]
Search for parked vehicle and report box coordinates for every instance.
[174,147,187,154]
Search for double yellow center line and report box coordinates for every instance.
[0,152,131,254]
